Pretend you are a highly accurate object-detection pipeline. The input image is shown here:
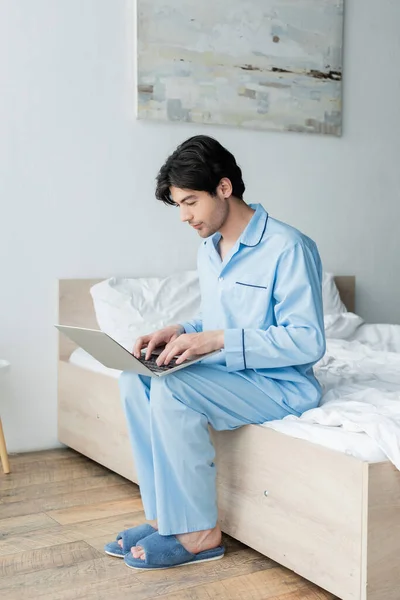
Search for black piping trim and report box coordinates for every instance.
[241,213,268,247]
[242,329,247,370]
[236,281,268,289]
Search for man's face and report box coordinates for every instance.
[170,184,230,238]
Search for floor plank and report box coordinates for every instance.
[0,448,339,600]
[2,455,93,475]
[47,497,143,525]
[7,447,81,464]
[154,568,336,600]
[1,472,130,504]
[0,483,140,519]
[0,540,103,577]
[0,460,113,491]
[0,548,273,600]
[0,513,58,540]
[0,511,145,556]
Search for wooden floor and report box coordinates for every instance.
[0,449,337,600]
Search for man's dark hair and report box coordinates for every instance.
[155,135,246,205]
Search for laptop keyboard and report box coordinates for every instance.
[137,352,179,374]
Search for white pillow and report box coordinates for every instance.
[90,271,201,350]
[322,271,347,315]
[324,312,364,339]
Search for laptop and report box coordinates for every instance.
[55,325,221,377]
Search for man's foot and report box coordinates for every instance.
[131,524,222,561]
[118,519,158,550]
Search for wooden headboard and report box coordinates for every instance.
[333,276,355,314]
[57,276,356,360]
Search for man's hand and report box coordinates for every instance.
[156,331,224,366]
[132,325,185,360]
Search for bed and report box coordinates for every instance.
[57,277,400,600]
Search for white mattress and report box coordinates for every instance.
[69,324,400,467]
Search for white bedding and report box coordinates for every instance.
[68,321,400,467]
[264,335,400,468]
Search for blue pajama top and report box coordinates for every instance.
[181,203,326,415]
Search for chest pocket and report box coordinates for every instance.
[227,280,270,328]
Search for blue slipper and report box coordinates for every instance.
[104,523,156,558]
[123,531,225,570]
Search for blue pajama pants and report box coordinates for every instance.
[119,363,293,536]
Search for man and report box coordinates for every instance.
[104,135,326,570]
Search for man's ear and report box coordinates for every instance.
[218,177,233,199]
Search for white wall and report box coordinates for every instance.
[0,0,399,453]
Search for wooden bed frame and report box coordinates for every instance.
[57,277,400,600]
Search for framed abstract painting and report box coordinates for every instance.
[136,0,344,136]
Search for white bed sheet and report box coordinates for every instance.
[263,333,400,468]
[69,322,400,466]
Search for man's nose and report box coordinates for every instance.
[180,207,192,223]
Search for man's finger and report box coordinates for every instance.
[132,337,144,357]
[161,342,189,366]
[145,338,161,360]
[155,345,170,366]
[174,349,193,365]
[133,335,150,358]
[156,341,180,366]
